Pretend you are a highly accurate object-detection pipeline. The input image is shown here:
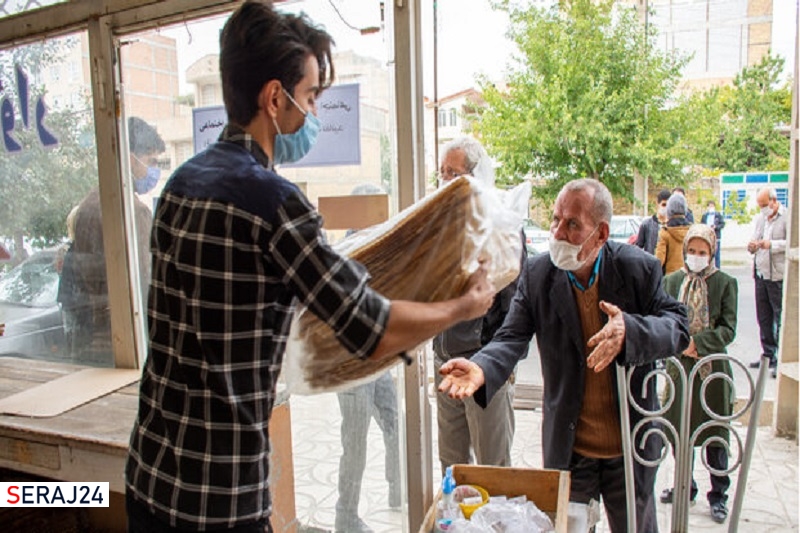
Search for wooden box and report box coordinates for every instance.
[419,464,571,533]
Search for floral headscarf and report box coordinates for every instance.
[677,224,719,337]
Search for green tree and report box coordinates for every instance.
[685,54,792,172]
[472,0,689,205]
[0,40,97,265]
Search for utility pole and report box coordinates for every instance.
[433,0,439,176]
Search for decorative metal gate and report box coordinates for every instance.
[616,354,771,533]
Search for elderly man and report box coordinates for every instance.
[439,178,689,533]
[747,187,787,378]
[432,137,523,474]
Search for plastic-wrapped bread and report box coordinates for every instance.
[282,176,530,394]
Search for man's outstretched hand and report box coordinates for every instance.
[586,300,625,372]
[438,357,485,399]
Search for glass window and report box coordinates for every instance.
[438,108,446,127]
[0,33,108,366]
[119,5,405,530]
[709,0,746,23]
[201,83,215,106]
[672,29,707,74]
[449,108,457,126]
[708,25,743,75]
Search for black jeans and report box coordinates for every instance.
[126,492,272,533]
[688,445,730,504]
[755,277,783,363]
[568,452,658,533]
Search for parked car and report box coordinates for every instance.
[0,249,66,360]
[609,215,643,245]
[523,219,550,255]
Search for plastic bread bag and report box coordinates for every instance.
[282,176,532,395]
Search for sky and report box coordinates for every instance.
[163,0,798,98]
[162,0,516,98]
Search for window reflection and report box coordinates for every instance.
[0,33,101,365]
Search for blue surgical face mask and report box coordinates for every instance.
[132,155,161,194]
[272,88,320,165]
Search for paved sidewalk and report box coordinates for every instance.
[289,389,798,532]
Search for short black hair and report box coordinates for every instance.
[219,0,335,126]
[128,116,165,156]
[657,189,671,203]
[672,186,686,195]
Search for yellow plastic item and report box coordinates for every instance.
[457,484,489,519]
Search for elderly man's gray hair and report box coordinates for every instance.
[759,187,778,200]
[561,178,614,224]
[440,136,495,187]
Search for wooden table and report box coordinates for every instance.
[0,357,296,532]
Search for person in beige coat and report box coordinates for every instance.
[656,193,692,274]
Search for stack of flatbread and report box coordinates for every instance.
[284,176,527,394]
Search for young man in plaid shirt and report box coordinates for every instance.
[124,2,494,532]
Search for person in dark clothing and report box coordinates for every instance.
[57,116,164,364]
[635,189,671,255]
[700,200,725,268]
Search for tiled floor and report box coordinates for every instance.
[288,386,798,533]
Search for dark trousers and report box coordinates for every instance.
[713,242,721,269]
[686,445,730,504]
[126,492,272,533]
[755,277,783,363]
[568,452,658,533]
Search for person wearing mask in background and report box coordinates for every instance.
[672,187,694,223]
[659,224,737,524]
[432,136,524,475]
[438,178,689,533]
[635,189,671,255]
[335,184,400,533]
[656,193,692,275]
[125,3,495,532]
[700,200,725,268]
[747,187,787,379]
[58,116,164,363]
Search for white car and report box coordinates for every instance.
[523,219,550,255]
[609,215,643,245]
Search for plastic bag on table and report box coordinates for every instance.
[282,176,531,395]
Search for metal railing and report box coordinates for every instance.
[617,354,770,533]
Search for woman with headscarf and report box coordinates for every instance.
[655,193,692,274]
[658,224,738,524]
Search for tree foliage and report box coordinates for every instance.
[0,40,97,264]
[472,0,689,205]
[683,54,791,172]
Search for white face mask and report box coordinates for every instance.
[548,226,599,272]
[658,206,667,218]
[685,254,709,273]
[761,205,773,217]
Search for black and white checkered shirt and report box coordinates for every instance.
[125,125,390,530]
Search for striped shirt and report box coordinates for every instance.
[125,125,390,530]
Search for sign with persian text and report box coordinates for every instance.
[191,83,361,167]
